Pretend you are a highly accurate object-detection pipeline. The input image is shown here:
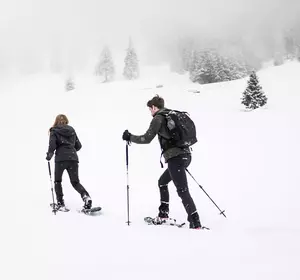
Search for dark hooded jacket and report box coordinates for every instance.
[130,108,190,163]
[47,125,82,162]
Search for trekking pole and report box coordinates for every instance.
[186,168,226,218]
[48,161,57,215]
[126,142,131,225]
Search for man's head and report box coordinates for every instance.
[147,95,165,116]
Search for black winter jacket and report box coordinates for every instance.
[47,125,82,162]
[130,108,190,162]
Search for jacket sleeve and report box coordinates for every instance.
[75,134,82,151]
[130,115,163,144]
[47,131,57,155]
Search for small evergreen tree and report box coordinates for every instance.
[123,39,139,80]
[241,71,267,110]
[65,78,75,91]
[95,46,115,82]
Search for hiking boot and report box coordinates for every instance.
[189,212,202,229]
[83,195,92,209]
[55,200,69,212]
[152,216,168,225]
[158,202,169,218]
[57,199,65,208]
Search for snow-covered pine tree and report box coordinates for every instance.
[189,49,227,83]
[190,48,251,84]
[95,46,115,82]
[123,38,139,80]
[196,49,215,84]
[221,56,237,82]
[233,54,250,79]
[189,50,205,83]
[241,71,267,110]
[211,52,231,82]
[219,47,251,81]
[65,78,75,91]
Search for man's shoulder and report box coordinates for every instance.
[153,114,164,120]
[156,108,171,114]
[154,108,171,119]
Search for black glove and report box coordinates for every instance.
[46,152,53,161]
[122,130,131,143]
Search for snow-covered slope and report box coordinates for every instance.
[1,62,300,280]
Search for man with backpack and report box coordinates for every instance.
[122,95,202,229]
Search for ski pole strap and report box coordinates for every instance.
[48,161,51,177]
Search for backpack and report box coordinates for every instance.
[158,109,198,149]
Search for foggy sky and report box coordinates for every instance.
[0,0,299,74]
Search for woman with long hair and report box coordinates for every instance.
[46,114,92,211]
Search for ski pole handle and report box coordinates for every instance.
[126,143,129,167]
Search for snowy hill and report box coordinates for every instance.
[1,62,300,280]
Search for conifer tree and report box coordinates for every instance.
[65,78,75,91]
[189,49,250,84]
[241,72,267,110]
[123,38,139,80]
[189,51,205,83]
[95,46,115,82]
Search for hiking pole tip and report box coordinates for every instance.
[220,210,226,218]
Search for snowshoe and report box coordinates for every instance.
[144,216,185,228]
[77,206,102,216]
[50,203,70,213]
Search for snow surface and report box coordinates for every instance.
[1,62,300,280]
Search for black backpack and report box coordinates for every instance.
[158,109,198,149]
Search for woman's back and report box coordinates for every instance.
[48,115,82,162]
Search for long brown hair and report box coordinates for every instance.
[49,114,69,132]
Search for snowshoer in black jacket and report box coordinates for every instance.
[46,114,92,211]
[122,95,202,229]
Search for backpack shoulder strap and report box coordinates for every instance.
[161,109,189,115]
[172,109,189,115]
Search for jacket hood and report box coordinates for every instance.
[51,125,75,137]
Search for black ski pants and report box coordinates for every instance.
[54,160,89,203]
[158,153,197,217]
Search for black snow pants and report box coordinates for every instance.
[54,160,89,203]
[158,153,198,218]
